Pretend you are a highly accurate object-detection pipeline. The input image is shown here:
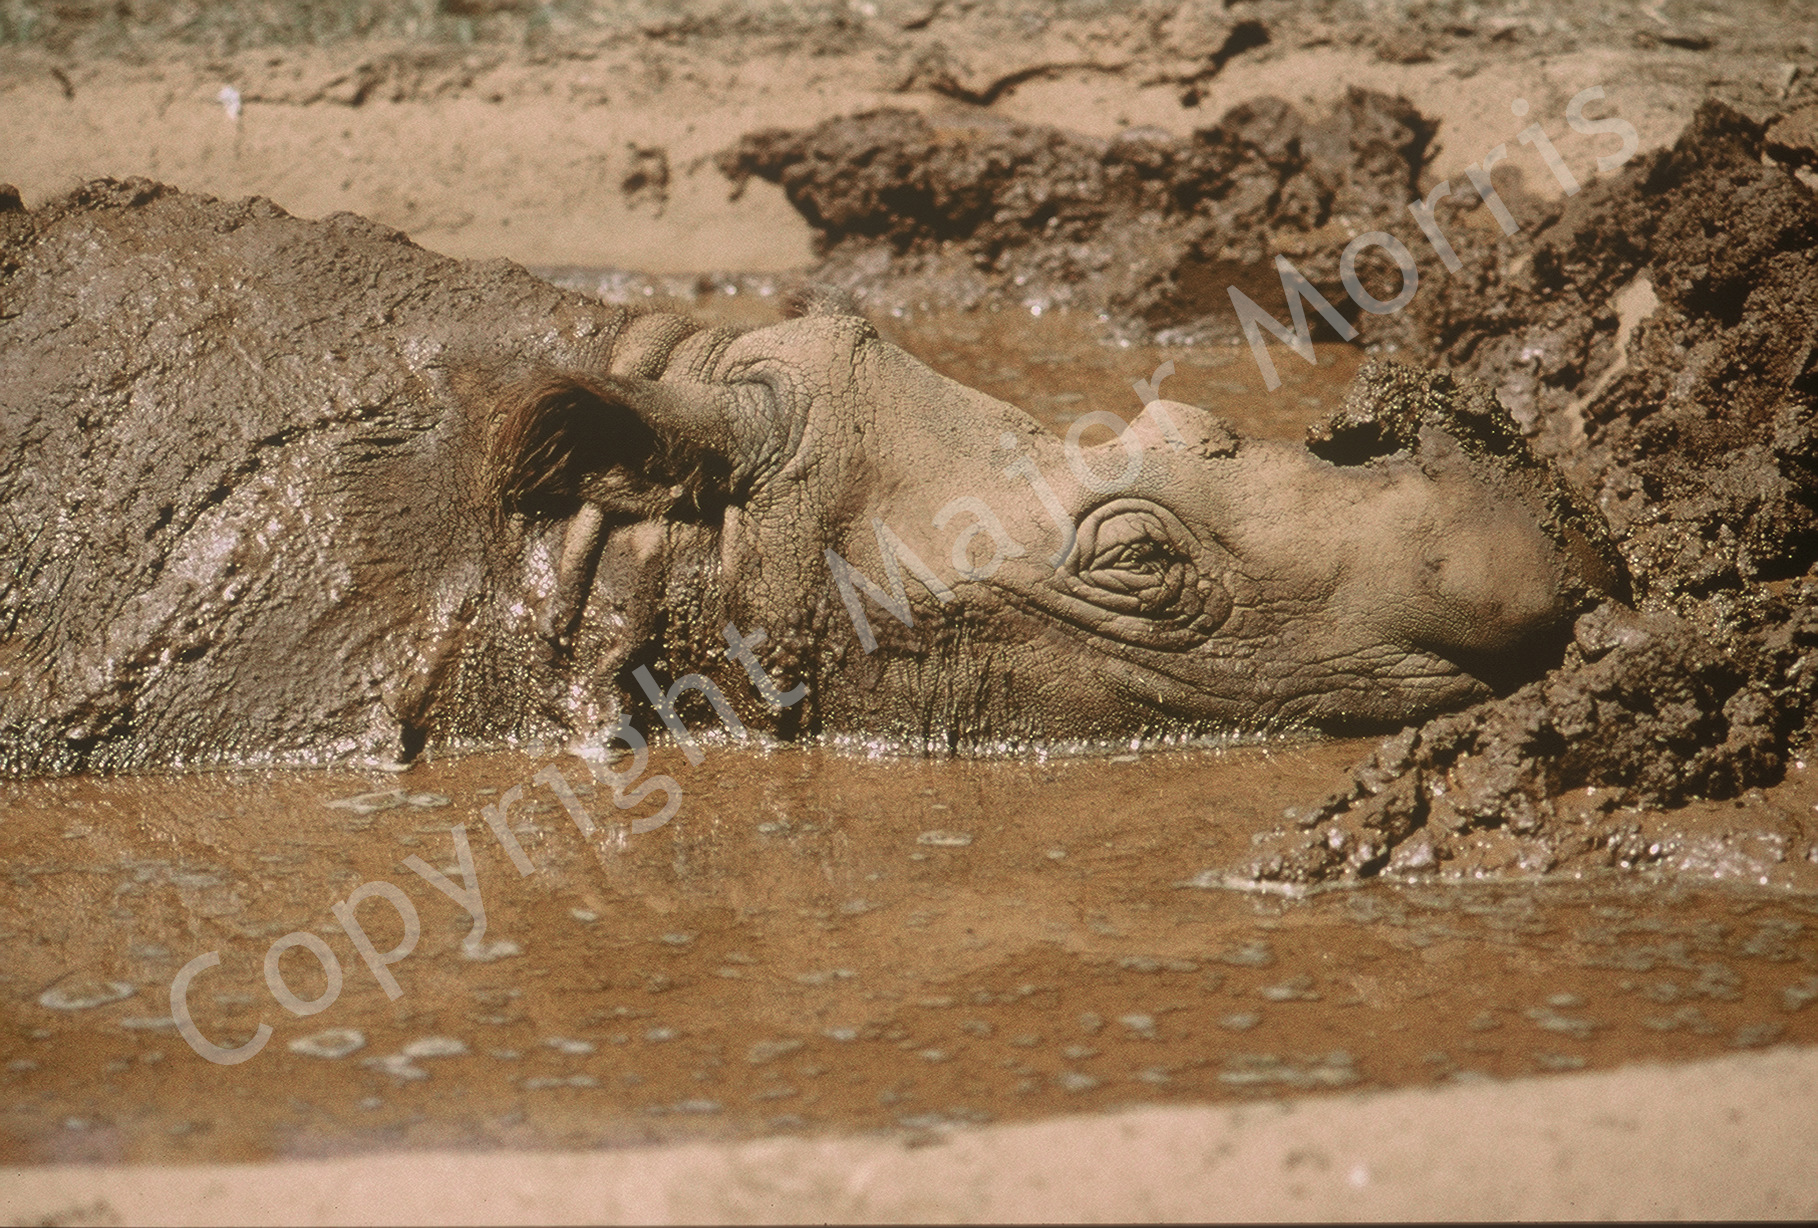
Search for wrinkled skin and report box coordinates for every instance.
[0,181,1610,774]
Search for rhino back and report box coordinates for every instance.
[0,180,643,774]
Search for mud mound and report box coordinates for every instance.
[719,89,1432,330]
[1233,101,1818,887]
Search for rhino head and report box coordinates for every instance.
[489,297,1619,754]
[0,184,1615,772]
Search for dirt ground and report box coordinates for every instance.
[5,0,1818,1222]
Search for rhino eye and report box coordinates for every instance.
[1061,500,1234,646]
[1070,503,1207,614]
[1080,520,1191,616]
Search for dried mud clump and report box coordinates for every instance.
[1233,101,1818,888]
[718,89,1432,329]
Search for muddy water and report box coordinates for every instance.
[533,270,1365,438]
[4,294,1816,1167]
[6,741,1818,1166]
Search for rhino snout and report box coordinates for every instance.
[1373,456,1573,671]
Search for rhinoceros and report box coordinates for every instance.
[0,179,1618,775]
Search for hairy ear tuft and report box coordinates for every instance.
[487,373,665,518]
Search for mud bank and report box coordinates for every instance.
[1230,101,1818,887]
[9,1045,1818,1222]
[728,71,1818,887]
[0,0,1799,273]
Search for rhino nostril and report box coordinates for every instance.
[1305,419,1408,466]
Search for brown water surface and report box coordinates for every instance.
[5,740,1818,1166]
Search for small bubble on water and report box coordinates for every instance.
[463,939,522,962]
[522,1074,600,1089]
[38,981,135,1011]
[794,969,857,985]
[1260,978,1320,1002]
[290,1028,366,1059]
[401,1036,468,1059]
[362,1054,428,1081]
[1217,941,1275,967]
[918,830,973,847]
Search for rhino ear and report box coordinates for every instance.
[487,371,754,647]
[486,372,741,521]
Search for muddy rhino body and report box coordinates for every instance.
[0,181,1611,775]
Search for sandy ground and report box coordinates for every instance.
[1,2,1798,272]
[5,1044,1818,1223]
[5,0,1818,1221]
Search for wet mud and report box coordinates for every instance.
[717,89,1435,337]
[5,741,1818,1165]
[1236,101,1818,886]
[719,84,1818,889]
